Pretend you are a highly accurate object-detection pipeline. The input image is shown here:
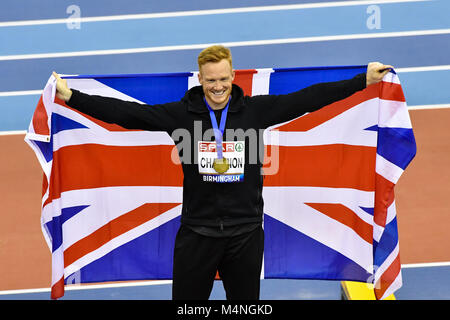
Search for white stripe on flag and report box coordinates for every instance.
[188,72,200,89]
[375,154,404,184]
[380,270,402,300]
[378,100,412,129]
[64,204,182,277]
[52,127,174,151]
[374,243,401,299]
[373,201,397,243]
[263,186,374,272]
[375,243,399,281]
[51,246,64,287]
[252,69,273,96]
[265,98,378,146]
[385,200,397,226]
[48,186,183,250]
[382,72,401,85]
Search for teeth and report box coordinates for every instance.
[212,90,225,95]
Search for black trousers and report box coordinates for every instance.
[172,225,264,300]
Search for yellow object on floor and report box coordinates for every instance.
[341,281,396,300]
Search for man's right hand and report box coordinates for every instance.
[52,71,72,101]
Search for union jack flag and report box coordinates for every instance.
[25,66,416,300]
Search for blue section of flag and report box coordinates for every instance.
[360,207,374,216]
[44,216,62,253]
[269,66,366,95]
[32,139,53,163]
[95,73,192,105]
[72,216,181,284]
[377,127,416,170]
[51,113,88,135]
[264,214,371,282]
[373,217,399,268]
[44,205,90,253]
[29,113,88,163]
[364,125,378,132]
[366,124,417,170]
[61,205,90,224]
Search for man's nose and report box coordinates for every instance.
[213,81,223,90]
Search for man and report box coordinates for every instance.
[53,45,392,300]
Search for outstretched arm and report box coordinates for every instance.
[52,72,181,132]
[254,62,393,128]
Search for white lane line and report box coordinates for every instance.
[0,280,172,296]
[396,65,450,72]
[402,261,450,268]
[0,130,27,136]
[1,260,449,296]
[408,104,450,110]
[0,90,42,97]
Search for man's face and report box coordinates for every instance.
[198,59,235,110]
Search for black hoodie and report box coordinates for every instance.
[67,73,366,228]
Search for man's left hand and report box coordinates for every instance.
[366,62,394,87]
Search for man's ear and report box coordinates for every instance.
[197,71,202,84]
[231,70,235,82]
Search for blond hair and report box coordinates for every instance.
[197,45,232,71]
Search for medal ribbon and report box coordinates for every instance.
[204,97,231,159]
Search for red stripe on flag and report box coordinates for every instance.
[233,69,257,96]
[51,276,65,300]
[305,203,373,244]
[63,202,181,268]
[263,144,376,191]
[42,174,48,198]
[380,81,405,102]
[374,173,395,227]
[44,144,183,207]
[374,253,401,300]
[32,95,50,135]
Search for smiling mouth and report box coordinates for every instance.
[211,90,226,96]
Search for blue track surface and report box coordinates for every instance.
[2,33,450,92]
[2,0,449,131]
[2,1,448,56]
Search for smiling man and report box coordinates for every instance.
[53,45,392,300]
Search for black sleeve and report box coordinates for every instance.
[251,73,367,128]
[66,89,181,133]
